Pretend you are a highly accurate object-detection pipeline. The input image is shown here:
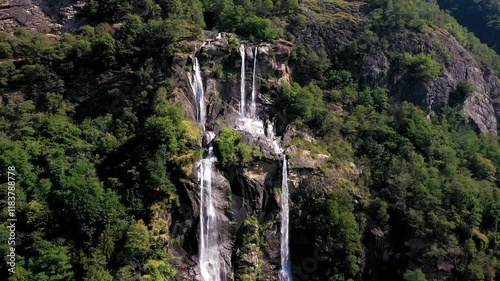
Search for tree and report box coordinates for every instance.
[28,239,74,281]
[124,220,151,259]
[399,53,442,81]
[82,251,113,281]
[403,269,427,281]
[51,158,124,244]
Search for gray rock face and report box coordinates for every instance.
[356,28,500,134]
[0,0,86,34]
[0,0,52,33]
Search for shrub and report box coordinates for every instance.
[240,15,284,41]
[213,64,224,79]
[457,80,474,96]
[0,42,13,59]
[403,269,427,281]
[399,53,442,81]
[214,127,261,167]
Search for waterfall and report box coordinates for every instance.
[199,142,227,281]
[188,58,206,125]
[279,156,291,281]
[188,47,228,280]
[250,46,258,117]
[426,94,433,121]
[240,44,246,117]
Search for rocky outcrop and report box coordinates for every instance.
[0,0,86,34]
[0,0,52,33]
[292,0,369,58]
[355,28,500,134]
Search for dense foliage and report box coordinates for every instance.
[437,0,500,52]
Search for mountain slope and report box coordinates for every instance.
[0,1,499,281]
[437,0,500,52]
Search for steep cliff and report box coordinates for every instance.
[163,33,363,280]
[1,1,500,281]
[354,28,500,133]
[0,0,86,34]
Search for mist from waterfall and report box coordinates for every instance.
[279,155,291,281]
[240,44,246,117]
[250,46,258,117]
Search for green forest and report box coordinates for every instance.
[437,0,500,52]
[0,0,499,280]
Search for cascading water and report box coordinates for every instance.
[250,46,258,117]
[188,47,228,280]
[266,123,291,281]
[199,141,227,281]
[188,58,206,124]
[190,40,291,280]
[279,155,291,281]
[240,44,246,117]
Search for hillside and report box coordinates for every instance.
[437,0,500,53]
[0,0,500,281]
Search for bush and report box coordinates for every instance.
[457,80,474,96]
[240,15,284,41]
[399,52,442,81]
[449,80,475,106]
[0,42,13,59]
[273,82,325,123]
[214,127,261,167]
[403,269,427,281]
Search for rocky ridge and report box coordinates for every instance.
[356,27,500,133]
[167,34,356,280]
[0,0,86,34]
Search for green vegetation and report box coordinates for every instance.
[437,0,500,52]
[289,78,500,280]
[398,52,442,81]
[204,0,297,40]
[0,2,201,277]
[403,269,428,281]
[0,0,500,280]
[234,217,263,281]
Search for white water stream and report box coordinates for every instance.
[188,58,206,124]
[250,46,258,117]
[190,41,291,281]
[199,143,227,281]
[279,155,291,281]
[240,44,246,117]
[188,50,228,280]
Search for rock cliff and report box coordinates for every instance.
[0,0,86,34]
[354,28,500,133]
[166,33,359,280]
